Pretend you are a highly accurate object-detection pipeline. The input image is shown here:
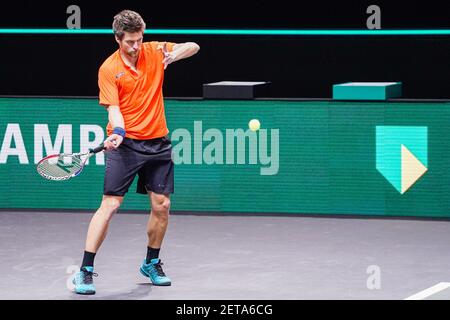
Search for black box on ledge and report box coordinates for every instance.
[202,81,270,100]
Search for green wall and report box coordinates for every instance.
[1,98,449,217]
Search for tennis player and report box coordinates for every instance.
[73,9,200,294]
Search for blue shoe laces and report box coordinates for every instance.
[152,261,167,277]
[80,267,98,284]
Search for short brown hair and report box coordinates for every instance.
[112,10,146,40]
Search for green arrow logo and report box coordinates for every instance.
[376,126,428,194]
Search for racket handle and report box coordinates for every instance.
[89,143,106,154]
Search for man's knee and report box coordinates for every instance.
[151,194,171,215]
[99,196,122,219]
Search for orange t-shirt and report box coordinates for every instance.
[98,41,175,140]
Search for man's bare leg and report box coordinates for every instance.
[85,195,124,253]
[146,192,171,250]
[73,195,123,295]
[140,192,172,286]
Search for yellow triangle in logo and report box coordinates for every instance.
[401,145,428,194]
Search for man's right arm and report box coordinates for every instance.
[104,105,125,150]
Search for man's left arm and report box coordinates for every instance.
[162,42,200,69]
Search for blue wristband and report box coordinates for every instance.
[112,127,126,138]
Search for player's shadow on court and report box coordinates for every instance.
[72,283,153,300]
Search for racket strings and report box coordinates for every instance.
[37,155,83,180]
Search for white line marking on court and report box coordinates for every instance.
[404,282,450,300]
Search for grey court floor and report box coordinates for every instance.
[1,210,450,300]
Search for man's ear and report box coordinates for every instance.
[115,36,121,46]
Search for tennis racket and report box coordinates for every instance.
[36,143,106,181]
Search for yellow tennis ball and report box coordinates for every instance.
[249,119,261,131]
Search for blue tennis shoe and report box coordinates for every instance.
[73,266,97,295]
[140,258,171,286]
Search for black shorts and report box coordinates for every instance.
[103,136,174,196]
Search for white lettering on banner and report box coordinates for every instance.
[203,128,224,165]
[193,121,203,165]
[172,128,192,165]
[0,124,29,164]
[225,129,258,165]
[259,129,279,176]
[34,124,72,164]
[171,121,280,176]
[0,122,280,176]
[80,125,105,165]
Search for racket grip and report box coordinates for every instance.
[90,143,106,154]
